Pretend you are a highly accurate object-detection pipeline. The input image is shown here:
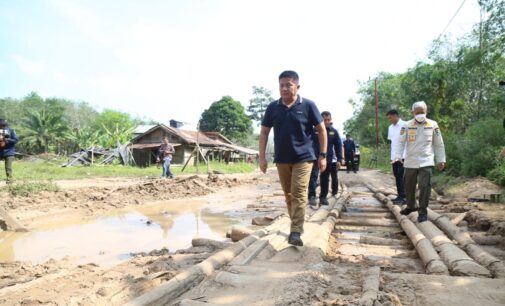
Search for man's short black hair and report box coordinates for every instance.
[279,70,299,83]
[321,111,331,118]
[386,109,399,116]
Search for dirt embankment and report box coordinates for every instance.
[3,174,251,226]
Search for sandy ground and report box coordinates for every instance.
[0,168,504,305]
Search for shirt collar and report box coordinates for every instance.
[277,95,303,106]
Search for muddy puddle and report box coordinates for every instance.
[0,199,242,266]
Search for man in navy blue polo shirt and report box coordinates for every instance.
[259,70,327,246]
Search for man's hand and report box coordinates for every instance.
[318,157,327,173]
[438,162,445,171]
[259,157,268,174]
[391,158,403,164]
[336,161,341,170]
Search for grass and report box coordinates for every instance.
[359,145,392,173]
[5,180,60,196]
[0,157,258,182]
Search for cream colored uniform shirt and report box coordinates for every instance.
[395,118,446,168]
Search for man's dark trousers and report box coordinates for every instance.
[319,167,330,200]
[345,154,355,172]
[404,167,432,215]
[392,161,406,199]
[330,162,338,195]
[308,161,319,199]
[1,156,13,181]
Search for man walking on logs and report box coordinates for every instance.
[387,109,407,205]
[394,101,446,223]
[259,70,327,246]
[0,118,19,183]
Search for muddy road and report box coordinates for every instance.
[0,169,504,305]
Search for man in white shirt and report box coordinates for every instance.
[387,110,407,205]
[394,101,446,223]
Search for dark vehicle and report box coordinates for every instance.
[353,144,360,171]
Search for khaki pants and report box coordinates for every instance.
[276,162,313,233]
[404,167,432,215]
[1,156,13,182]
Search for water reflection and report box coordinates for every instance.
[0,200,239,266]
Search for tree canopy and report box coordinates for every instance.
[199,96,253,144]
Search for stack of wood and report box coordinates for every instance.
[63,144,135,167]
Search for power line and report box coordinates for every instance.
[435,0,467,42]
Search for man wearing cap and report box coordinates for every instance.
[0,119,19,183]
[394,101,445,222]
[259,70,327,246]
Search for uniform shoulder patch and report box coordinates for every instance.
[400,127,406,135]
[435,128,441,136]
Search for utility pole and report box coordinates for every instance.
[375,78,379,149]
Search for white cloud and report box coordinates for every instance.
[10,54,46,77]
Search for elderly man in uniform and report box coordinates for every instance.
[394,101,445,222]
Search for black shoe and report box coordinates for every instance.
[400,207,418,215]
[319,197,329,206]
[392,197,405,205]
[417,213,428,223]
[308,196,318,209]
[331,192,338,197]
[288,232,303,246]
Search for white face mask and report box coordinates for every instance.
[415,114,426,123]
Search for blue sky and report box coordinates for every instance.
[0,0,481,131]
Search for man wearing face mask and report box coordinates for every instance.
[394,101,445,223]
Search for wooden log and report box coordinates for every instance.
[358,266,380,306]
[230,225,254,242]
[450,212,467,226]
[407,212,491,277]
[229,238,269,266]
[0,207,28,232]
[469,232,503,245]
[359,236,411,247]
[341,212,394,219]
[252,217,273,226]
[345,207,390,213]
[428,209,505,278]
[180,300,218,306]
[191,238,232,249]
[337,218,400,228]
[378,194,448,275]
[127,218,289,306]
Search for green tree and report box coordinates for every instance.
[199,96,253,144]
[247,86,273,126]
[20,108,69,154]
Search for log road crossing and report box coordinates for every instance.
[127,178,505,306]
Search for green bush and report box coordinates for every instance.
[488,156,505,186]
[448,119,504,177]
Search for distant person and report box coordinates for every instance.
[394,101,445,223]
[387,109,407,205]
[343,134,357,173]
[156,136,175,178]
[0,119,18,183]
[308,111,343,207]
[259,70,327,246]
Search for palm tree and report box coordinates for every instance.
[21,109,69,154]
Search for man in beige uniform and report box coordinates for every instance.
[394,101,445,222]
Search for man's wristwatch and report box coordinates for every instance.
[319,152,327,158]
